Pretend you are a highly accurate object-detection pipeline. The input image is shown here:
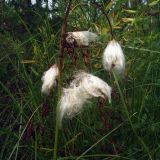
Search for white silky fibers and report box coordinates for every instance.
[41,64,59,95]
[102,39,125,76]
[66,31,98,46]
[59,72,112,124]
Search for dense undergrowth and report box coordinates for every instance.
[0,0,160,159]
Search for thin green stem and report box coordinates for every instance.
[53,1,72,160]
[112,71,152,160]
[8,105,41,160]
[76,123,123,160]
[53,74,61,160]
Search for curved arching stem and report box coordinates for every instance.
[91,2,114,40]
[71,1,114,40]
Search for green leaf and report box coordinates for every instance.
[148,0,160,6]
[123,9,137,14]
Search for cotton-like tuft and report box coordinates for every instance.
[71,72,112,101]
[59,72,112,124]
[41,64,59,95]
[102,39,125,76]
[66,31,98,46]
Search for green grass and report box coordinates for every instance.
[0,0,160,160]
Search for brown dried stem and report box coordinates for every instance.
[53,1,72,160]
[97,98,122,154]
[59,0,72,72]
[98,97,110,129]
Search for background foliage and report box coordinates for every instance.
[0,0,160,159]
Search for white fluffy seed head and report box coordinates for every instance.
[71,72,112,102]
[102,39,125,76]
[66,31,98,46]
[41,64,59,95]
[59,72,112,124]
[59,86,90,123]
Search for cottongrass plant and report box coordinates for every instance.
[41,64,59,95]
[66,31,98,46]
[102,39,125,77]
[59,71,112,124]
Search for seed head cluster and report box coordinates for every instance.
[41,31,126,126]
[59,72,112,124]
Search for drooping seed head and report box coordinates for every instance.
[59,71,112,125]
[102,39,125,77]
[66,31,98,46]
